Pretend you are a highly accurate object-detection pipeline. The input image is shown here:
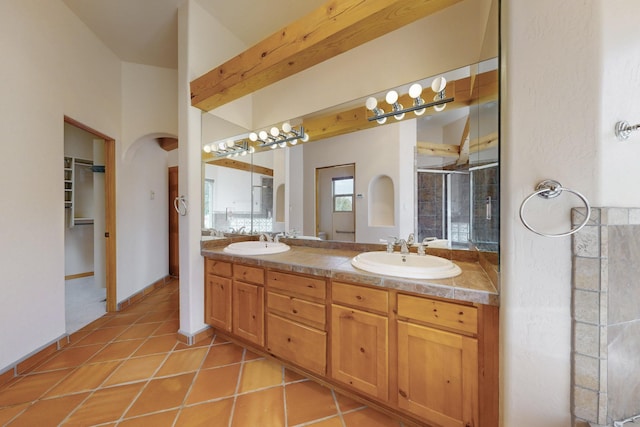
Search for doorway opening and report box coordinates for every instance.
[316,164,356,241]
[63,116,116,333]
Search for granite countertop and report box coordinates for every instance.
[201,238,499,306]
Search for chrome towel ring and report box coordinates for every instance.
[520,179,591,238]
[174,195,188,216]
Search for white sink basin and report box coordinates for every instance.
[351,251,461,279]
[223,241,290,255]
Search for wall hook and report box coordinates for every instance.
[615,120,640,140]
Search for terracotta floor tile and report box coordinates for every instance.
[116,322,162,340]
[238,359,283,393]
[132,334,178,356]
[201,343,244,369]
[33,344,104,372]
[0,370,72,406]
[102,313,146,327]
[285,380,337,426]
[155,347,208,377]
[88,339,145,363]
[103,354,166,386]
[231,386,285,427]
[45,361,121,397]
[135,310,177,324]
[153,319,180,336]
[0,403,29,425]
[118,409,179,427]
[335,392,366,412]
[342,407,402,427]
[125,373,195,417]
[175,399,234,427]
[185,364,241,404]
[62,382,144,426]
[7,392,88,427]
[75,324,129,345]
[306,416,344,427]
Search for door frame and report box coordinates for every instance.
[64,116,117,312]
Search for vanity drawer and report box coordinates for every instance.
[397,294,477,335]
[267,271,326,301]
[267,313,326,375]
[332,281,388,315]
[205,258,232,278]
[234,264,264,285]
[267,291,326,330]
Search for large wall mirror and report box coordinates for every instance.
[201,0,499,255]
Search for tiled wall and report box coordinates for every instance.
[572,207,640,426]
[417,172,445,240]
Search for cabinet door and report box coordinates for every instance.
[397,321,478,427]
[205,275,232,332]
[331,305,388,400]
[233,281,264,346]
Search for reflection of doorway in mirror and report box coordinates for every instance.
[316,164,355,241]
[203,178,215,229]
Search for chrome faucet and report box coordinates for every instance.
[386,237,398,253]
[407,233,415,245]
[259,233,273,242]
[397,239,409,254]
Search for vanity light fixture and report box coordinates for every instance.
[249,123,309,149]
[203,140,255,158]
[366,76,454,123]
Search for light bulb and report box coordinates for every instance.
[278,141,286,148]
[365,97,378,111]
[259,130,268,140]
[433,94,446,112]
[270,127,280,137]
[290,139,298,145]
[376,117,387,125]
[211,144,218,152]
[203,145,212,153]
[431,76,447,93]
[233,152,239,157]
[414,108,426,116]
[301,133,309,142]
[241,150,247,156]
[409,83,423,99]
[282,122,292,133]
[249,132,258,142]
[385,90,399,105]
[248,146,255,154]
[394,110,405,120]
[226,139,235,148]
[270,144,277,150]
[218,142,226,151]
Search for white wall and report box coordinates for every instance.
[501,1,601,426]
[0,0,121,371]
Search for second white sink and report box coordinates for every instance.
[351,251,461,279]
[223,241,290,255]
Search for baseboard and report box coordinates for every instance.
[117,275,172,311]
[178,326,213,346]
[64,271,95,280]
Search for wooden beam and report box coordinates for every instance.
[417,142,460,158]
[204,157,274,177]
[457,116,470,166]
[469,131,499,153]
[190,0,462,111]
[157,137,178,151]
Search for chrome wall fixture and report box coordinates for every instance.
[203,140,255,158]
[249,123,308,149]
[615,120,640,140]
[366,76,454,124]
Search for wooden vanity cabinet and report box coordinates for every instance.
[232,264,265,346]
[266,270,327,375]
[204,259,232,332]
[396,294,480,427]
[330,281,389,401]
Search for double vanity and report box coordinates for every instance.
[201,237,498,427]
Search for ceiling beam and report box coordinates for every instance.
[417,142,460,158]
[190,0,462,111]
[204,157,274,176]
[456,116,470,165]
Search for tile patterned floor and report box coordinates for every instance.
[0,280,403,426]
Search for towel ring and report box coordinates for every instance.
[173,195,188,216]
[520,179,591,238]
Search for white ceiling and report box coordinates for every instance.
[62,0,326,69]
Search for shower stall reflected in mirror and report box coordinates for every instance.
[417,163,498,252]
